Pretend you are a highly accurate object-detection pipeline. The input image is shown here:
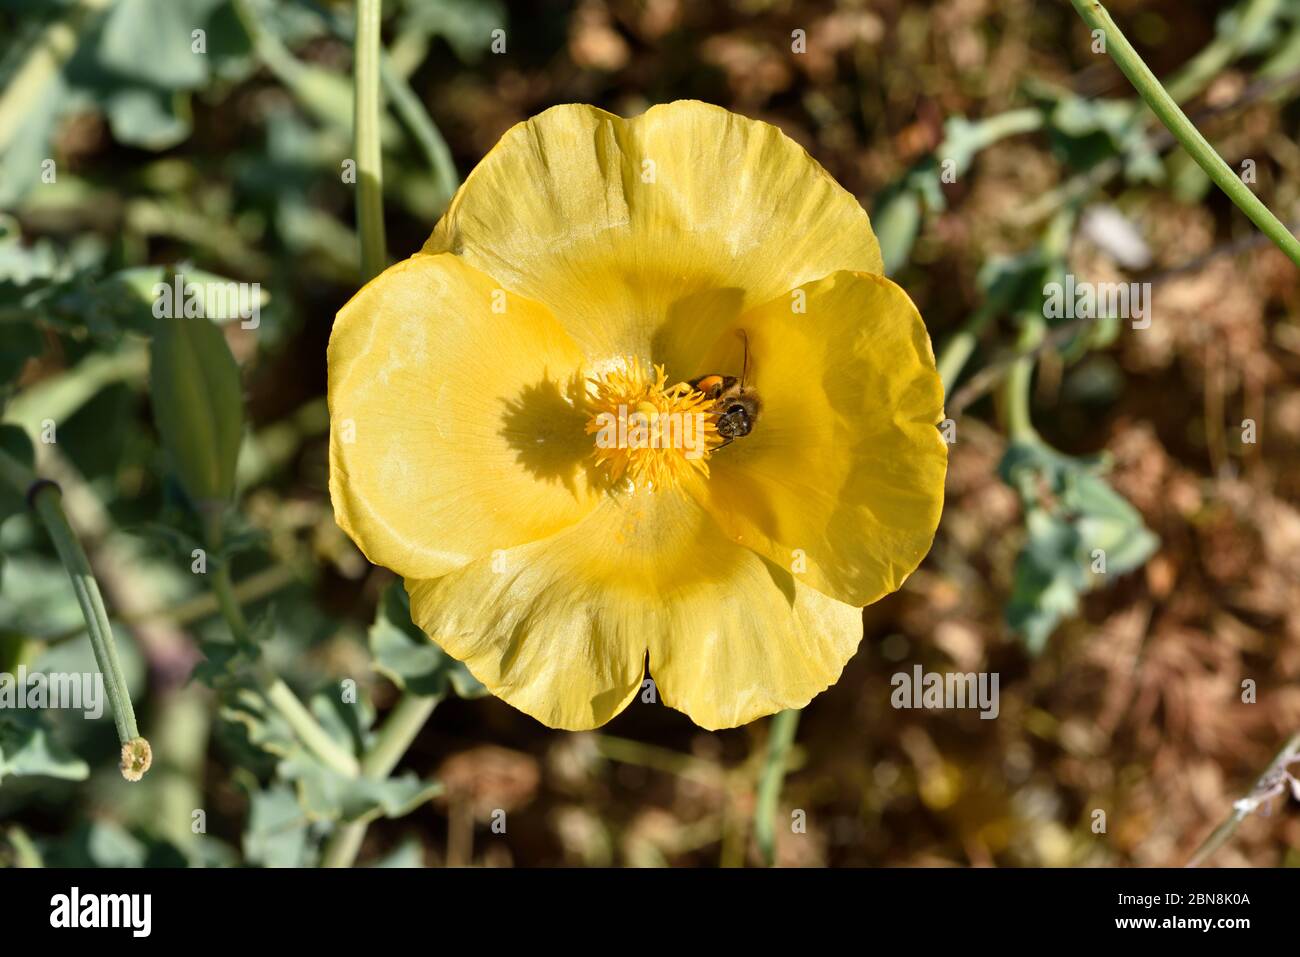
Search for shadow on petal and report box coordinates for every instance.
[499,372,597,496]
[652,286,747,375]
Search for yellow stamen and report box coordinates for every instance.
[584,357,718,491]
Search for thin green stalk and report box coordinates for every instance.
[4,825,43,868]
[0,447,150,780]
[318,1,445,866]
[1000,320,1044,443]
[1002,357,1037,441]
[320,694,440,867]
[206,551,361,779]
[45,563,298,645]
[753,708,800,866]
[379,57,459,204]
[1162,0,1280,105]
[354,0,387,281]
[319,812,368,868]
[261,671,361,778]
[1071,0,1300,268]
[317,2,461,202]
[204,514,358,776]
[209,559,248,633]
[32,488,139,745]
[946,108,1044,153]
[1186,730,1300,867]
[359,693,439,779]
[595,734,723,786]
[937,300,1000,398]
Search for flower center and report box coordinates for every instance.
[584,357,719,491]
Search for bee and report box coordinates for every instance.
[689,330,761,450]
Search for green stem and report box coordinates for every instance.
[0,447,149,779]
[359,693,438,779]
[354,0,387,281]
[45,563,298,645]
[321,5,446,855]
[261,673,361,778]
[203,510,359,778]
[753,708,800,866]
[1002,356,1036,441]
[946,108,1044,153]
[1162,0,1280,105]
[318,2,461,203]
[595,734,722,786]
[936,300,1000,398]
[1185,730,1300,867]
[209,560,248,634]
[4,825,43,868]
[1000,320,1044,443]
[207,550,361,779]
[379,57,459,204]
[33,487,141,744]
[1071,0,1300,268]
[320,694,440,867]
[319,814,368,868]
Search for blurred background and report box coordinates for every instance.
[1,0,1299,867]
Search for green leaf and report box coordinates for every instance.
[1000,441,1159,653]
[191,633,263,689]
[1044,95,1163,184]
[130,508,265,567]
[44,821,148,868]
[128,519,205,562]
[400,0,508,64]
[310,685,375,758]
[279,752,442,824]
[149,310,244,506]
[0,263,261,347]
[222,680,441,826]
[96,0,222,90]
[370,581,486,699]
[243,784,315,867]
[0,710,90,784]
[1006,511,1085,654]
[102,86,191,150]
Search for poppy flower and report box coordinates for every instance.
[328,101,946,731]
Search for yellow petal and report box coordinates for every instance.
[422,101,883,366]
[693,271,947,607]
[328,253,595,579]
[644,542,864,732]
[406,488,862,731]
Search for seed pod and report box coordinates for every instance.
[149,312,243,507]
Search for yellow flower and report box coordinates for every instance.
[328,101,947,731]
